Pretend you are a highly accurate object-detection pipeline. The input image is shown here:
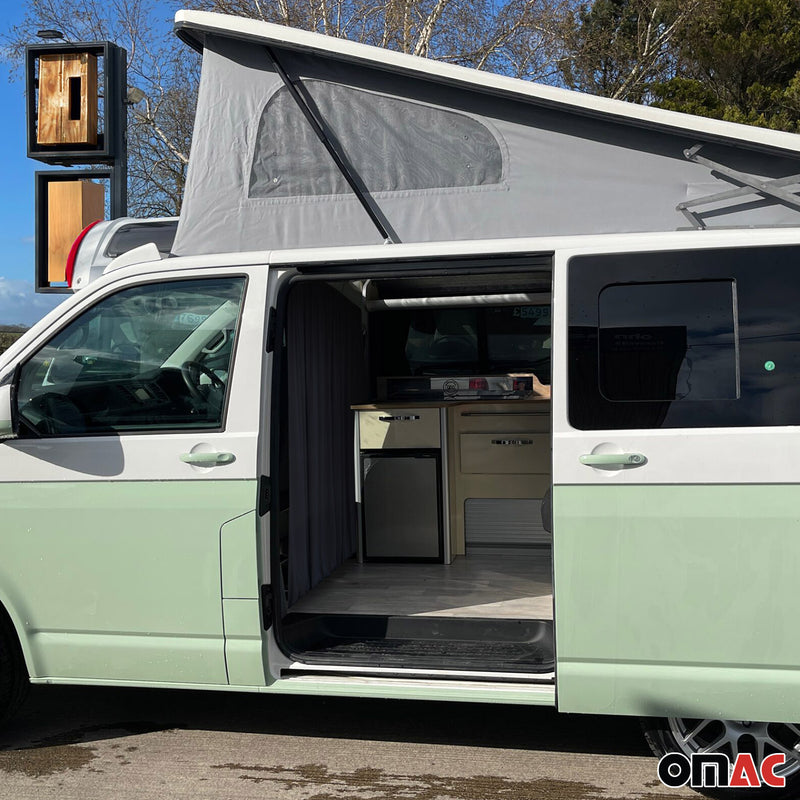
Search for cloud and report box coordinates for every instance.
[20,236,34,245]
[0,277,66,327]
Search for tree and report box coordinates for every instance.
[184,0,568,79]
[5,0,573,216]
[559,0,704,101]
[5,0,197,216]
[650,0,800,131]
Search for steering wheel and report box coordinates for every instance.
[428,336,476,360]
[110,341,140,361]
[180,360,225,401]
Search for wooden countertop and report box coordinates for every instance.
[351,398,550,410]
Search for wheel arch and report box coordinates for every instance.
[0,591,35,679]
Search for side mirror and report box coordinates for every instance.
[0,383,18,440]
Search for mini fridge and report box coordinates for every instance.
[361,450,443,561]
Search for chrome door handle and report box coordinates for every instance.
[579,453,647,467]
[180,452,236,466]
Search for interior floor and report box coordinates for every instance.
[289,551,553,620]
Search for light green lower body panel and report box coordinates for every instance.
[560,662,800,721]
[554,484,800,722]
[223,599,266,686]
[220,512,266,686]
[30,675,556,706]
[0,480,256,685]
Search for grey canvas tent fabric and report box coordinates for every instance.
[172,27,800,257]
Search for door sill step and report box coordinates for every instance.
[283,662,555,684]
[280,613,554,674]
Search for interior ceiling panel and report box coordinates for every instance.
[368,273,551,299]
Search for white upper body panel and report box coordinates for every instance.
[0,262,270,482]
[6,228,800,484]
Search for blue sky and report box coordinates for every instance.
[0,6,67,326]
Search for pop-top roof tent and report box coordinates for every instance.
[171,10,800,256]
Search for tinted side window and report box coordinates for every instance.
[17,277,246,436]
[598,281,738,402]
[569,246,800,430]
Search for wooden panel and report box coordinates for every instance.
[456,404,550,434]
[460,433,550,474]
[47,181,105,282]
[359,408,440,449]
[37,53,98,145]
[459,473,551,499]
[447,402,551,557]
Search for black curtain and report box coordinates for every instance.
[287,283,367,605]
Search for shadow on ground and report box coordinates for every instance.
[0,684,652,759]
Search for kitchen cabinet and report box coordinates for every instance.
[353,399,551,562]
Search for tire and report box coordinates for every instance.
[641,717,800,799]
[0,610,29,725]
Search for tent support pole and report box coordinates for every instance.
[265,46,400,244]
[677,144,800,229]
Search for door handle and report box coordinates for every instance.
[180,451,236,466]
[579,453,647,467]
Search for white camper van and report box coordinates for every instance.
[6,10,800,798]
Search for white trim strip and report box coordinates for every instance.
[285,661,555,682]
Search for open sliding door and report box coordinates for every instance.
[552,242,800,722]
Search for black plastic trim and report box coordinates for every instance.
[260,585,273,630]
[281,612,555,674]
[294,252,552,276]
[265,307,277,353]
[258,475,272,517]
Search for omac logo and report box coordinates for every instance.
[658,752,786,789]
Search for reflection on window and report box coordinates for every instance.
[487,305,551,376]
[563,247,800,430]
[405,309,478,374]
[598,281,739,402]
[17,278,246,436]
[387,305,552,379]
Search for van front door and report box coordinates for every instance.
[552,242,800,723]
[0,268,265,685]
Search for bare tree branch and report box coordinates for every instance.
[4,0,575,214]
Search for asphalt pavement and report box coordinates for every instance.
[0,683,696,799]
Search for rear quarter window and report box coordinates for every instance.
[568,246,800,430]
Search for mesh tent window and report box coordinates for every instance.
[249,82,505,198]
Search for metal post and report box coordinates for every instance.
[107,43,128,218]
